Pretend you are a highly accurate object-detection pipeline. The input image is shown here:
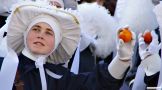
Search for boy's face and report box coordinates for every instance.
[27,22,55,55]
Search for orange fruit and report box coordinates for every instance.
[143,32,152,44]
[118,28,132,43]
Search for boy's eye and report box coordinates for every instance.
[46,31,54,36]
[32,28,40,32]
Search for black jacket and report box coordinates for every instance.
[12,54,123,90]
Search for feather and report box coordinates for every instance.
[78,3,118,58]
[115,0,159,34]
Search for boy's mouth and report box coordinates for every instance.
[34,42,45,46]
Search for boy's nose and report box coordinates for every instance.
[37,36,43,39]
[37,33,44,39]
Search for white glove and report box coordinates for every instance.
[108,30,136,79]
[138,30,161,60]
[117,31,136,61]
[138,30,162,76]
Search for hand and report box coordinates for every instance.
[138,30,161,60]
[108,30,136,79]
[138,30,162,76]
[117,30,136,61]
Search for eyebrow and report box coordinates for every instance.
[46,28,53,32]
[32,25,41,28]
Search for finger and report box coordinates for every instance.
[139,41,145,47]
[123,25,129,28]
[123,25,129,30]
[144,30,150,35]
[119,39,124,47]
[139,37,145,47]
[139,36,144,43]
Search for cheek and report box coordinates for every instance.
[46,37,55,51]
[26,33,35,48]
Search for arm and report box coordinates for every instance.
[138,30,161,87]
[108,27,136,79]
[62,29,136,90]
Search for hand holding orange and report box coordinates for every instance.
[118,27,132,43]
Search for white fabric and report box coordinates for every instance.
[132,66,146,90]
[0,0,35,15]
[70,40,80,74]
[35,57,47,90]
[0,46,19,90]
[117,30,136,60]
[138,31,161,60]
[0,37,8,57]
[22,48,38,60]
[108,56,130,79]
[140,54,161,76]
[0,0,18,14]
[0,25,7,44]
[46,69,62,79]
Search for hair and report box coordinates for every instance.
[102,0,118,16]
[78,0,118,16]
[78,0,96,4]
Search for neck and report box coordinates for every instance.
[22,48,38,61]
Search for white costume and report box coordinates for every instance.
[115,0,161,90]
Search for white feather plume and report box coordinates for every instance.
[115,0,159,34]
[154,2,162,48]
[78,3,118,58]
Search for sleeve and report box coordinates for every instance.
[59,63,124,90]
[140,54,161,88]
[45,63,125,90]
[144,72,160,87]
[93,63,124,90]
